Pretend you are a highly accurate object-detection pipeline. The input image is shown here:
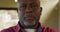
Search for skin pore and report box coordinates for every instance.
[18,0,42,29]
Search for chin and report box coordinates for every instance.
[24,21,36,26]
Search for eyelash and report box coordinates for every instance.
[20,5,38,9]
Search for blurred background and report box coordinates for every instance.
[0,0,59,32]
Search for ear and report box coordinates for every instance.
[40,7,42,15]
[17,9,18,13]
[40,7,42,12]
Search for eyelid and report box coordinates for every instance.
[31,3,38,6]
[20,4,26,8]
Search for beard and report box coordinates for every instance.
[19,17,40,29]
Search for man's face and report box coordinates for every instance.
[18,0,42,27]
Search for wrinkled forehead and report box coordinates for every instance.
[18,0,40,3]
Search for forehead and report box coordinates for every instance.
[18,0,40,3]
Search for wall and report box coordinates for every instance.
[58,1,60,32]
[0,0,17,8]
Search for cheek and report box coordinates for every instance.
[34,11,41,20]
[35,10,40,16]
[36,12,40,17]
[20,11,25,19]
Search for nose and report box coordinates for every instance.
[25,6,33,13]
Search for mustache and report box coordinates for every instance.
[24,13,36,18]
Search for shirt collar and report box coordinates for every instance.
[13,22,42,32]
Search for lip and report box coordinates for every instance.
[25,17,34,19]
[24,17,34,20]
[24,17,35,22]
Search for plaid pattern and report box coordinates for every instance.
[0,23,58,32]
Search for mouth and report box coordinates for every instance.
[24,17,35,22]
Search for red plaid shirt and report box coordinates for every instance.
[0,23,58,32]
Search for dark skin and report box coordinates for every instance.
[18,0,42,29]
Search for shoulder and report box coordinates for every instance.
[42,26,58,32]
[0,26,16,32]
[0,24,20,32]
[0,23,20,32]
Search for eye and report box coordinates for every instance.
[31,3,38,8]
[20,4,26,8]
